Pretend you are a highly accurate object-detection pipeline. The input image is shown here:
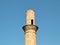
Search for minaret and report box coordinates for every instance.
[22,10,38,45]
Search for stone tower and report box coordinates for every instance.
[23,10,38,45]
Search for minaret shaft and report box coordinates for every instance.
[23,10,38,45]
[26,10,35,25]
[25,30,36,45]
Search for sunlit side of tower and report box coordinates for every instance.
[23,10,38,45]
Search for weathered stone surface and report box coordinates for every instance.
[26,10,35,25]
[23,25,38,32]
[22,10,38,45]
[25,30,36,45]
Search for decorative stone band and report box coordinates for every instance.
[22,25,38,32]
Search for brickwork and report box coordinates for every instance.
[23,10,38,45]
[26,10,35,25]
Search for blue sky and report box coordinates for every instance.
[0,0,60,45]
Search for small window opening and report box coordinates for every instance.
[31,19,33,25]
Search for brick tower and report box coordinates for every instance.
[23,10,38,45]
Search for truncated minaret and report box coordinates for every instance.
[23,10,38,45]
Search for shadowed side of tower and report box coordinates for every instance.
[22,10,38,45]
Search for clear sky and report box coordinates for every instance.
[0,0,60,45]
